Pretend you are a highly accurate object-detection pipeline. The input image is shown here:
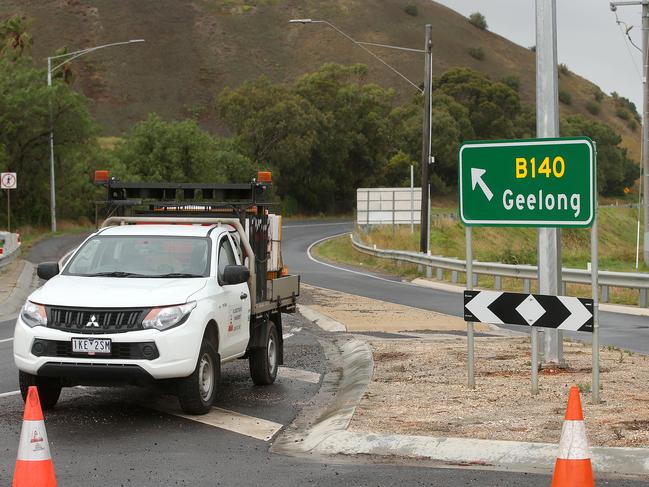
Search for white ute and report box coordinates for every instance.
[13,175,299,414]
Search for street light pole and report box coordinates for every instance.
[46,39,144,232]
[288,19,434,249]
[420,25,432,254]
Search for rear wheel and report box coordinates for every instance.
[18,371,62,410]
[177,340,220,415]
[249,321,279,386]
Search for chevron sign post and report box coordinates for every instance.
[464,291,593,332]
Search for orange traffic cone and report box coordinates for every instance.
[12,386,57,487]
[551,386,595,487]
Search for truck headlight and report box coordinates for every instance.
[21,302,48,328]
[142,302,196,331]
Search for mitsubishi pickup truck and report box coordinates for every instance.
[13,173,299,414]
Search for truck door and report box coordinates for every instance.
[216,234,250,359]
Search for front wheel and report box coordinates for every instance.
[19,371,62,410]
[249,321,279,386]
[177,340,220,415]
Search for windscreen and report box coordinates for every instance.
[64,235,211,278]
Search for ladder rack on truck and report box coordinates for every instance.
[95,171,299,315]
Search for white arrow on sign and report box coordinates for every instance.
[465,290,503,324]
[471,167,493,201]
[556,296,592,331]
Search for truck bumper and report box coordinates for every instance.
[14,316,198,380]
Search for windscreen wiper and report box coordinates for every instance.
[86,271,147,277]
[151,273,204,278]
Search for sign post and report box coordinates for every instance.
[459,137,598,397]
[1,172,17,232]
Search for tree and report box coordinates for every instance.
[0,15,32,59]
[433,68,520,140]
[108,114,254,183]
[217,64,395,213]
[468,12,488,30]
[562,115,637,195]
[0,56,97,226]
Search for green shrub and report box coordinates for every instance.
[468,46,485,61]
[558,63,570,76]
[628,119,638,131]
[594,90,604,102]
[616,107,630,121]
[468,12,487,30]
[404,4,418,16]
[501,75,520,92]
[559,90,572,105]
[585,100,600,115]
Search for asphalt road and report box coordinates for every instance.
[0,229,646,486]
[282,221,649,355]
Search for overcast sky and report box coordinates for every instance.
[436,0,644,110]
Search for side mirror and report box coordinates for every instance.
[37,262,60,281]
[221,265,250,285]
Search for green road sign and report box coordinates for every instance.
[459,137,595,227]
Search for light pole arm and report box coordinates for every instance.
[290,19,423,93]
[48,39,145,74]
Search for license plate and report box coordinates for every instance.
[71,338,111,355]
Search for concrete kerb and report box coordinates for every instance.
[272,335,373,454]
[297,304,346,332]
[0,260,35,321]
[283,304,649,478]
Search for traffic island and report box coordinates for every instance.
[288,286,649,477]
[350,336,649,448]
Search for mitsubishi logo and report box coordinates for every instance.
[85,315,100,328]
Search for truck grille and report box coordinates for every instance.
[46,307,148,334]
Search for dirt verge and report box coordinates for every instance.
[300,285,649,448]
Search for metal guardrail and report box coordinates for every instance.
[350,234,649,307]
[0,232,21,269]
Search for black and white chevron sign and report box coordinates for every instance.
[464,290,593,332]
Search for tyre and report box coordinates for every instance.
[18,371,62,410]
[249,321,279,386]
[177,339,220,415]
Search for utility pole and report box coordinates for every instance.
[611,1,649,264]
[419,24,433,253]
[536,0,563,364]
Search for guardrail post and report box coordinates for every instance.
[640,288,648,308]
[472,274,478,287]
[523,279,531,294]
[436,268,443,280]
[560,281,566,295]
[495,275,502,291]
[451,271,458,284]
[601,285,609,304]
[426,265,432,279]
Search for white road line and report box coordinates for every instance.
[175,407,283,441]
[306,233,413,285]
[277,366,321,384]
[0,337,14,344]
[282,326,303,340]
[0,390,20,399]
[283,222,350,229]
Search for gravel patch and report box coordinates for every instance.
[350,337,649,448]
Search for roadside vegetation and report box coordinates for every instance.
[0,14,640,233]
[313,205,648,306]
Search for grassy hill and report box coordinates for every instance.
[0,0,640,160]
